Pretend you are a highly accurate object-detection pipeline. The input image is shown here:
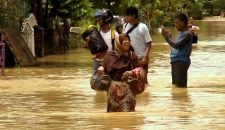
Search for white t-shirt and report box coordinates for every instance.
[123,23,152,58]
[100,30,118,51]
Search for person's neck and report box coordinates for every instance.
[101,25,110,33]
[129,19,138,25]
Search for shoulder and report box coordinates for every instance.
[180,31,192,41]
[139,23,148,29]
[123,23,131,29]
[183,30,192,37]
[138,23,149,32]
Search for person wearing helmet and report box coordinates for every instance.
[88,9,118,91]
[94,9,117,52]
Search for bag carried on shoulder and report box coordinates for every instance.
[82,28,108,54]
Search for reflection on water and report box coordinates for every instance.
[0,21,225,129]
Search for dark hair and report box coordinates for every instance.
[125,7,139,19]
[175,13,188,25]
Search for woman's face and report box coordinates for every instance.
[121,36,130,52]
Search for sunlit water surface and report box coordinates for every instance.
[0,21,225,130]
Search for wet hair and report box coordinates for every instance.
[125,7,139,19]
[175,13,188,25]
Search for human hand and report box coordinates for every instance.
[84,36,91,44]
[141,56,148,66]
[161,27,171,38]
[97,66,105,76]
[122,71,133,80]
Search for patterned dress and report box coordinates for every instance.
[102,51,145,112]
[107,81,136,112]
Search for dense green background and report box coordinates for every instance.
[0,0,225,53]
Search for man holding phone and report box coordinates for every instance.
[161,13,193,87]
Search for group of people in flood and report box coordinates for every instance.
[82,7,194,112]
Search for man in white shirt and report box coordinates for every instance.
[123,7,152,84]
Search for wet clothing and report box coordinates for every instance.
[139,57,149,84]
[165,29,193,64]
[90,30,118,91]
[102,50,145,112]
[107,81,136,112]
[164,28,192,87]
[172,61,190,87]
[92,58,102,74]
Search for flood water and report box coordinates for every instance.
[0,21,225,130]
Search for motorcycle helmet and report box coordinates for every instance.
[94,9,113,24]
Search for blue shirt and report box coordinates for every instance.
[165,29,192,64]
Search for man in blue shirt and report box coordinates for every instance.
[162,13,193,87]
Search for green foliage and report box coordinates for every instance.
[188,2,205,19]
[46,0,93,25]
[0,0,29,30]
[214,0,225,13]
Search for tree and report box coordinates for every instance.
[41,0,93,54]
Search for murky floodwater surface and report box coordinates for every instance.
[0,21,225,130]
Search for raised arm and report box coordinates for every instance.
[162,28,191,49]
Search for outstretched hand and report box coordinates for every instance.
[122,71,133,80]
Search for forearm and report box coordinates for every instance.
[165,37,179,49]
[144,42,151,58]
[164,35,189,49]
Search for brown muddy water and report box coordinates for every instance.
[0,21,225,130]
